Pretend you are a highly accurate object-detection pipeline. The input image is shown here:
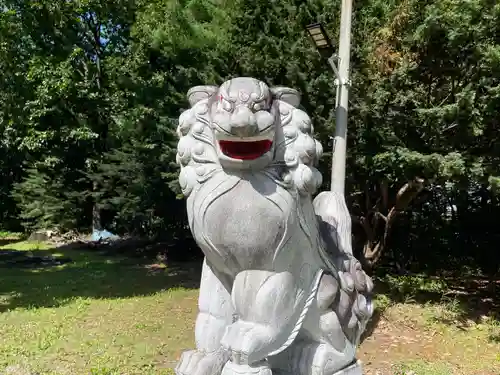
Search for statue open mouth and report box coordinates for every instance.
[218,140,273,160]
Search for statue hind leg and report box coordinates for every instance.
[268,272,371,375]
[176,258,234,375]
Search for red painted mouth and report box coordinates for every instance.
[219,140,273,160]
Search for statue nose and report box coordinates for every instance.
[230,106,258,137]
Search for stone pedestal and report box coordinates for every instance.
[272,360,364,375]
[332,360,364,375]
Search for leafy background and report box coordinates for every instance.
[0,0,499,274]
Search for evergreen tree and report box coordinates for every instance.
[0,0,499,274]
[12,166,89,231]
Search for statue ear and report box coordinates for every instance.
[270,86,301,108]
[187,85,218,107]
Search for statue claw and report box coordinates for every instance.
[175,350,203,375]
[175,349,229,375]
[221,321,275,365]
[221,360,272,375]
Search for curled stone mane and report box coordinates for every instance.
[274,100,323,195]
[177,98,219,197]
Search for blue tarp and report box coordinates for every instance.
[91,229,120,242]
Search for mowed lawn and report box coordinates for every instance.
[0,238,199,375]
[1,238,499,375]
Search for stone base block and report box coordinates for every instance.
[272,360,364,375]
[332,360,364,375]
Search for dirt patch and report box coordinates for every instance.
[358,304,500,375]
[360,315,438,374]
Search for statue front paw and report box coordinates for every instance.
[175,349,229,375]
[220,321,276,364]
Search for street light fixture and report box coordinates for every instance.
[305,1,354,196]
[305,23,334,57]
[306,23,340,82]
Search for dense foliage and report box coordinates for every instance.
[0,0,498,275]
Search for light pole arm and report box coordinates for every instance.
[327,55,340,81]
[327,54,351,87]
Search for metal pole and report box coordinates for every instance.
[330,0,353,195]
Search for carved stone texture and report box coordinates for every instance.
[175,77,373,375]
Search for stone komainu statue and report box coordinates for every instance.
[175,77,373,375]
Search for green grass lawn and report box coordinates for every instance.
[1,239,499,375]
[0,239,200,375]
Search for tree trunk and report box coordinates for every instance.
[353,178,426,272]
[83,12,106,235]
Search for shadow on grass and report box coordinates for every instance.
[489,332,500,343]
[372,271,500,334]
[357,270,500,344]
[0,241,203,313]
[360,307,381,345]
[4,238,498,348]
